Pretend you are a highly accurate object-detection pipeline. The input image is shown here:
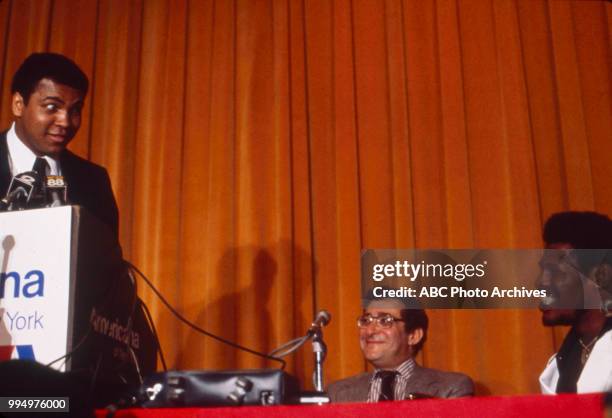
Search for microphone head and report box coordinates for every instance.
[11,171,39,189]
[4,171,39,210]
[45,175,68,207]
[315,310,331,326]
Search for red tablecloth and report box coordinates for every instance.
[96,392,605,418]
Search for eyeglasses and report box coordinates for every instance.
[357,313,405,329]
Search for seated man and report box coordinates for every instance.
[539,211,612,394]
[327,299,474,402]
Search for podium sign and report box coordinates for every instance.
[0,206,156,406]
[0,206,75,370]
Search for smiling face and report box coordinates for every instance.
[359,307,422,369]
[12,78,84,158]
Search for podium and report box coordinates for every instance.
[0,206,156,402]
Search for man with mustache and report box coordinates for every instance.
[539,211,612,394]
[327,299,474,402]
[1,52,118,237]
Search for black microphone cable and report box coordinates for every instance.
[125,261,286,368]
[102,264,160,415]
[46,261,144,397]
[46,326,93,369]
[121,265,144,385]
[103,291,169,418]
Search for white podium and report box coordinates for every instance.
[0,206,155,384]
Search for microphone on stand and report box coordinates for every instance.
[0,171,40,211]
[307,310,331,335]
[308,310,331,393]
[267,309,332,402]
[44,176,68,207]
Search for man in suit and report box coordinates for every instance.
[538,211,612,394]
[0,53,149,407]
[1,52,118,237]
[327,299,474,402]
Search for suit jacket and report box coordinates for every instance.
[0,131,119,237]
[327,363,475,403]
[540,327,612,394]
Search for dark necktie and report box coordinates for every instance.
[376,370,398,402]
[32,157,49,176]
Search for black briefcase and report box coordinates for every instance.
[139,369,298,407]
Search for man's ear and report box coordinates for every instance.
[12,92,25,117]
[407,327,424,347]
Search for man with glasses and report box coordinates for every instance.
[326,299,474,402]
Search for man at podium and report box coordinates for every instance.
[1,52,119,237]
[0,54,157,408]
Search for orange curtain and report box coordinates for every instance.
[0,0,610,396]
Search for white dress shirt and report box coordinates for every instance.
[367,358,416,402]
[540,327,612,394]
[6,122,61,176]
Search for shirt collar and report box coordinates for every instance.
[7,122,61,176]
[374,358,416,379]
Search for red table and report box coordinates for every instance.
[96,392,605,418]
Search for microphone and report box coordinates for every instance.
[308,310,331,334]
[44,175,68,207]
[0,171,39,210]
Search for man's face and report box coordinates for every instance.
[538,242,581,326]
[12,78,84,158]
[359,307,416,369]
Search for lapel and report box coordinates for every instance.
[349,373,372,401]
[59,150,71,177]
[0,131,12,196]
[403,364,436,396]
[539,353,559,394]
[58,150,79,203]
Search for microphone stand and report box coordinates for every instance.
[269,321,330,403]
[309,327,327,392]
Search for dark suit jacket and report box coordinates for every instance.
[327,363,474,402]
[0,131,119,237]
